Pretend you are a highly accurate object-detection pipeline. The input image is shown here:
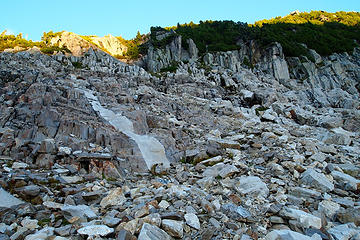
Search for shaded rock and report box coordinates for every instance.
[331,171,360,191]
[161,219,184,238]
[203,163,238,178]
[328,223,360,240]
[300,168,334,192]
[279,207,322,229]
[221,203,251,219]
[116,229,135,240]
[24,227,54,240]
[138,223,172,240]
[234,176,269,197]
[337,207,360,226]
[265,229,312,240]
[61,204,97,222]
[0,187,23,208]
[100,187,126,208]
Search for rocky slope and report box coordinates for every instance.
[0,40,359,240]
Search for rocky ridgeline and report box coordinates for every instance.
[0,39,359,240]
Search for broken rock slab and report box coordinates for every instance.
[300,168,334,192]
[138,223,171,240]
[331,171,360,191]
[203,163,238,178]
[100,187,126,208]
[279,207,322,229]
[77,225,114,237]
[234,176,269,197]
[265,229,313,240]
[0,187,23,208]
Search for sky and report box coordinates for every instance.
[1,0,359,41]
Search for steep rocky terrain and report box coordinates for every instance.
[0,33,359,240]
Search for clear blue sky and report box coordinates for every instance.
[1,0,359,41]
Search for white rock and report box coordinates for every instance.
[328,223,360,240]
[279,207,322,229]
[158,200,170,209]
[43,201,63,209]
[12,162,28,169]
[184,213,200,230]
[58,146,72,155]
[77,225,114,236]
[59,176,83,184]
[21,217,39,230]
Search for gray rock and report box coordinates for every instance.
[234,176,269,197]
[203,163,238,178]
[116,229,134,240]
[337,207,360,226]
[0,187,23,208]
[328,223,360,240]
[38,138,56,154]
[279,207,322,229]
[300,168,334,192]
[100,187,126,208]
[61,204,97,222]
[103,216,121,227]
[138,223,171,240]
[77,225,114,237]
[221,203,251,219]
[184,213,200,230]
[289,187,321,200]
[331,171,360,191]
[318,200,340,219]
[21,185,41,197]
[161,219,184,238]
[265,229,312,240]
[24,227,54,240]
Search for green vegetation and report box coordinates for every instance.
[71,61,83,68]
[250,11,360,57]
[160,61,179,72]
[116,31,148,60]
[156,11,360,58]
[0,31,41,51]
[0,30,70,54]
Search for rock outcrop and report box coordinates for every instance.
[50,31,127,57]
[90,34,128,56]
[140,31,199,72]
